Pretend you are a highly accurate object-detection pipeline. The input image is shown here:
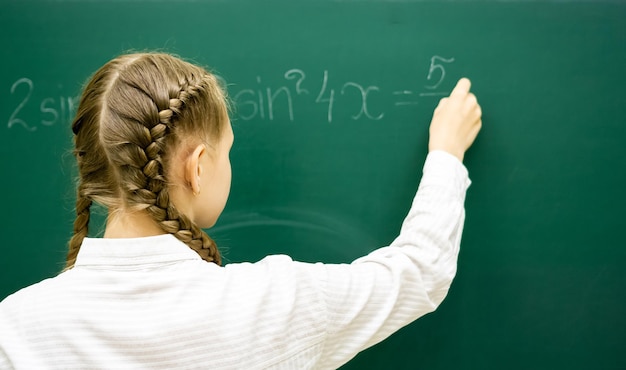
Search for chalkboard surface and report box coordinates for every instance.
[1,1,625,369]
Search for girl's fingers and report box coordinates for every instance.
[450,78,471,98]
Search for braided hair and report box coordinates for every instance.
[66,53,227,269]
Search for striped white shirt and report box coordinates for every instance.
[0,151,470,370]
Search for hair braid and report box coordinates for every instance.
[65,53,227,270]
[65,56,134,270]
[163,79,220,263]
[154,85,221,264]
[107,69,221,264]
[66,190,92,269]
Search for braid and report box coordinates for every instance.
[65,190,92,269]
[65,56,130,270]
[109,72,222,265]
[153,88,221,264]
[67,53,227,270]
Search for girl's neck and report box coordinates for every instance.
[104,210,166,239]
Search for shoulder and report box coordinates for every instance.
[0,273,72,317]
[221,255,327,291]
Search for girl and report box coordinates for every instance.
[0,52,481,369]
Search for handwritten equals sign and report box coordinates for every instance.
[393,90,419,106]
[393,90,450,106]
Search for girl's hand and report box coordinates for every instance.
[428,78,482,162]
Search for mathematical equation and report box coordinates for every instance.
[232,55,456,123]
[6,56,455,131]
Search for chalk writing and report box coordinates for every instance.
[341,82,383,121]
[8,78,34,131]
[284,69,309,95]
[231,76,296,122]
[8,78,78,132]
[232,55,455,123]
[393,91,419,106]
[425,56,455,90]
[315,70,335,123]
[6,56,455,131]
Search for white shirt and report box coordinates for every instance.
[0,151,470,370]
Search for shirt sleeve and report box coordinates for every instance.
[317,150,471,369]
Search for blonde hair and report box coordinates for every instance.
[66,52,227,269]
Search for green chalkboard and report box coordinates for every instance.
[1,1,625,369]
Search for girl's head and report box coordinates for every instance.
[67,52,231,269]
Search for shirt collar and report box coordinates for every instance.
[74,234,202,268]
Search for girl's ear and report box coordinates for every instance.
[185,144,205,196]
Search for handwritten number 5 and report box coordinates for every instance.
[425,56,455,90]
